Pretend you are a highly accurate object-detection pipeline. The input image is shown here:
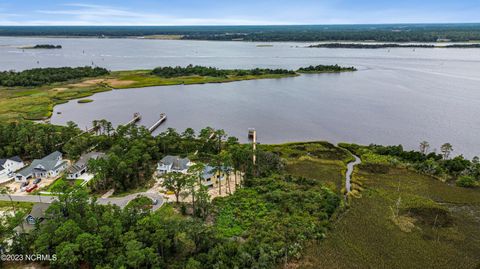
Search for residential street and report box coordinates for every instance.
[0,192,164,211]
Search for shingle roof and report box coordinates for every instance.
[159,156,190,171]
[29,203,50,218]
[10,156,23,163]
[202,165,215,180]
[0,156,21,166]
[67,151,105,174]
[17,151,64,176]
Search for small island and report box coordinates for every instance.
[77,99,93,104]
[24,44,62,49]
[297,64,357,73]
[309,43,480,49]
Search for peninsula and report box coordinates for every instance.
[0,64,355,122]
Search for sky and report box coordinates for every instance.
[0,0,479,26]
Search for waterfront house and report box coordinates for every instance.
[0,156,25,183]
[157,156,192,174]
[67,151,105,179]
[14,203,50,234]
[15,151,68,182]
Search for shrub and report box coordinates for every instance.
[456,175,477,188]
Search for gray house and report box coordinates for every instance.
[157,156,192,174]
[67,151,105,179]
[14,203,50,234]
[15,151,68,182]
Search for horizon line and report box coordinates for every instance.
[1,22,480,27]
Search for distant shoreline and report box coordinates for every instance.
[308,42,480,49]
[2,35,480,46]
[1,23,480,42]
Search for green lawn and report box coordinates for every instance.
[44,177,84,192]
[0,200,34,212]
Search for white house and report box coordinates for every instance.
[67,151,105,179]
[15,151,68,182]
[0,156,25,183]
[157,156,192,174]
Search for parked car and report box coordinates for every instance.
[20,181,29,188]
[26,184,38,193]
[33,178,42,184]
[152,199,159,205]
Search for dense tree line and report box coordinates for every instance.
[151,65,295,78]
[0,121,80,160]
[2,25,480,42]
[309,43,480,49]
[297,64,357,73]
[0,66,109,87]
[87,125,158,193]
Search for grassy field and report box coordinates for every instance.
[297,156,480,268]
[0,70,297,122]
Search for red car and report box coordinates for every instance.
[26,184,38,193]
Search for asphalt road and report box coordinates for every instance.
[0,192,164,211]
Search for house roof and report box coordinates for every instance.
[159,156,190,171]
[68,151,105,174]
[29,203,50,218]
[0,156,23,166]
[14,203,50,233]
[17,151,64,177]
[202,165,215,180]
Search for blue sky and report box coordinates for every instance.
[0,0,479,25]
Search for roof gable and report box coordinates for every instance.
[160,155,190,171]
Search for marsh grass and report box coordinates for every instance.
[260,142,352,194]
[298,164,480,269]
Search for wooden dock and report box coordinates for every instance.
[86,125,100,133]
[125,112,142,126]
[148,113,167,132]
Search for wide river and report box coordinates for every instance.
[1,37,480,157]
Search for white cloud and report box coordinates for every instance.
[9,3,296,26]
[0,2,477,26]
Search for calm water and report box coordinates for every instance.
[1,37,479,157]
